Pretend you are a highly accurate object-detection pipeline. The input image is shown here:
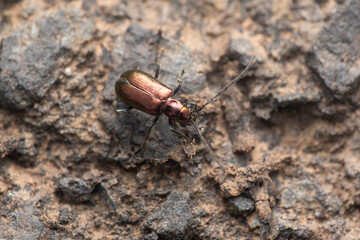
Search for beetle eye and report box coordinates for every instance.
[165,106,172,114]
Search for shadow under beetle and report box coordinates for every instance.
[115,56,255,168]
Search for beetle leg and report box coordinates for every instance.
[116,106,133,113]
[172,69,185,96]
[190,120,224,170]
[155,63,161,79]
[173,81,182,96]
[169,119,190,141]
[136,116,160,153]
[185,102,196,108]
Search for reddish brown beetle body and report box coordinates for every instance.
[115,70,173,116]
[115,58,255,168]
[115,70,192,125]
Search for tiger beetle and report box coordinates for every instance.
[115,56,255,168]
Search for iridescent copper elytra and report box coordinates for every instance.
[115,57,255,168]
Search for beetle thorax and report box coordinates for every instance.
[163,98,190,122]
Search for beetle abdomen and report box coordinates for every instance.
[121,70,173,100]
[115,70,174,115]
[115,80,163,115]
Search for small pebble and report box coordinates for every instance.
[64,67,73,77]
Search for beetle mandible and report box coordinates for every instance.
[115,57,255,168]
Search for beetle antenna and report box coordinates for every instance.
[194,56,256,113]
[190,120,224,170]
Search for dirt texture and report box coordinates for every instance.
[0,0,359,239]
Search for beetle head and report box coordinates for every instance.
[163,98,190,123]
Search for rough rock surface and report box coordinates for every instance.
[57,177,95,203]
[0,9,96,109]
[144,191,196,240]
[307,0,360,100]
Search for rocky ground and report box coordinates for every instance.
[0,0,359,239]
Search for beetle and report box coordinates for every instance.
[115,56,255,168]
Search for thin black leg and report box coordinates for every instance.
[190,120,224,170]
[173,82,182,96]
[136,116,160,153]
[168,119,190,140]
[155,63,161,79]
[116,106,133,113]
[172,69,185,96]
